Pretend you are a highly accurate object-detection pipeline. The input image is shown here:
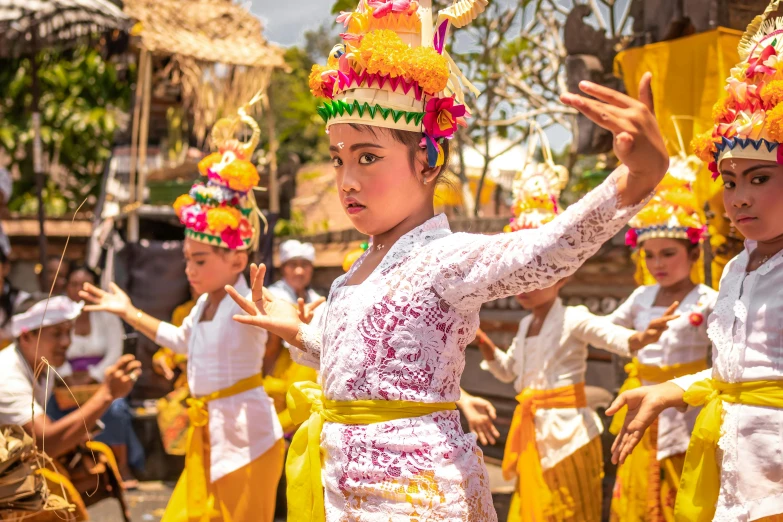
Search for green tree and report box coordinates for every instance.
[0,46,132,216]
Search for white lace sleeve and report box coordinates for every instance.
[433,167,649,312]
[290,316,323,370]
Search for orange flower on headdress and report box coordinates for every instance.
[173,195,195,217]
[407,46,450,94]
[206,207,242,234]
[761,80,783,108]
[198,152,222,176]
[219,160,260,193]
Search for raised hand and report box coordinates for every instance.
[606,382,685,464]
[560,73,669,197]
[225,264,303,345]
[103,354,143,400]
[629,301,680,352]
[80,282,131,317]
[298,296,326,325]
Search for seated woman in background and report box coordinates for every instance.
[50,264,145,488]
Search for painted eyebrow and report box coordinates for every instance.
[329,143,386,153]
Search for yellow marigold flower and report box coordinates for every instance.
[173,195,194,216]
[198,152,222,177]
[761,79,783,108]
[690,131,718,162]
[711,96,735,123]
[406,46,450,94]
[220,160,260,193]
[359,30,409,76]
[309,64,330,98]
[766,104,783,142]
[206,207,242,234]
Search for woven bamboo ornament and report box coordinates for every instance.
[309,0,487,167]
[692,0,783,177]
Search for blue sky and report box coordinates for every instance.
[254,0,334,47]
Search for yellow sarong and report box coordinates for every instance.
[501,382,587,522]
[675,378,783,522]
[285,381,456,522]
[162,373,266,522]
[609,358,708,435]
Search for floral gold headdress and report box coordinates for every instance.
[173,93,265,250]
[505,123,569,232]
[692,0,783,177]
[309,0,487,167]
[626,154,706,247]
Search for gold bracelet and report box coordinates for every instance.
[134,310,143,330]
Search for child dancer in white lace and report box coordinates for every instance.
[226,1,668,520]
[609,3,783,520]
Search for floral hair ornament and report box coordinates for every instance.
[506,121,570,232]
[691,0,783,177]
[311,0,486,167]
[174,92,268,251]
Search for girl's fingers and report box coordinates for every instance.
[638,72,655,113]
[225,285,259,316]
[109,282,125,297]
[605,393,627,416]
[663,301,679,317]
[78,290,101,305]
[297,298,306,317]
[579,81,634,109]
[560,93,624,134]
[232,314,270,329]
[83,282,106,298]
[82,305,104,313]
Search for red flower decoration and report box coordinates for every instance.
[686,226,706,244]
[746,44,777,78]
[367,0,415,18]
[220,228,244,250]
[689,312,704,327]
[423,96,466,139]
[625,228,638,248]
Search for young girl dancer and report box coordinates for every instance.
[227,0,668,519]
[81,99,284,521]
[609,3,783,520]
[475,163,677,522]
[609,157,717,522]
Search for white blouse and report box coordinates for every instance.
[672,243,783,522]
[57,311,125,383]
[291,170,649,521]
[608,283,716,460]
[156,275,283,482]
[481,298,634,469]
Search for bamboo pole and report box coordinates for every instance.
[127,48,147,242]
[136,54,153,226]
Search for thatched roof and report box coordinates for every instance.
[123,0,285,68]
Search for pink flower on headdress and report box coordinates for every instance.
[221,228,244,250]
[367,0,415,18]
[184,211,207,233]
[423,96,466,139]
[336,11,354,27]
[686,226,706,244]
[625,228,638,248]
[340,32,363,43]
[746,45,778,78]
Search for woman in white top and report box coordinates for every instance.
[607,161,717,521]
[59,265,125,384]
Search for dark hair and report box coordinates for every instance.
[0,249,17,327]
[67,264,99,285]
[347,124,451,184]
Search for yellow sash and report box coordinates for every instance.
[675,378,783,522]
[184,373,264,521]
[501,382,587,522]
[609,358,708,435]
[285,381,456,522]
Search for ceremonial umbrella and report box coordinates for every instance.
[0,0,131,277]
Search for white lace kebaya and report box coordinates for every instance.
[672,242,783,522]
[292,169,649,521]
